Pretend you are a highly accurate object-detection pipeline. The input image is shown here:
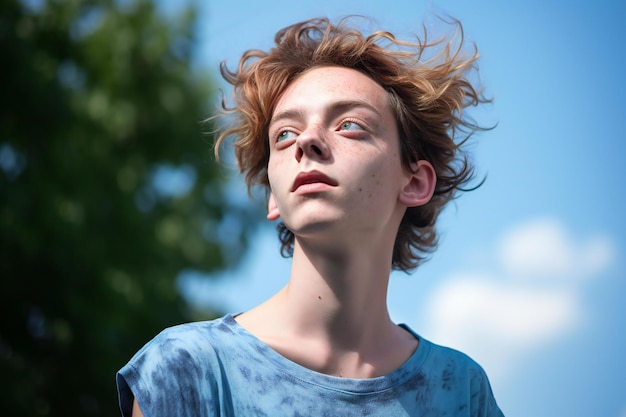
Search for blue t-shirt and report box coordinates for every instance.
[117,314,504,416]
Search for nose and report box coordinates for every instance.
[295,125,330,163]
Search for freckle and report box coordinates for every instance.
[358,188,362,192]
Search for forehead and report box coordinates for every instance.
[273,66,391,114]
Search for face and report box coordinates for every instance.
[266,66,418,243]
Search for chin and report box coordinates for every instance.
[286,219,339,235]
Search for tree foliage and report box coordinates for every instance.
[0,0,257,415]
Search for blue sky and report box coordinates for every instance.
[176,1,626,416]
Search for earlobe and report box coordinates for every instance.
[399,160,436,207]
[267,192,281,220]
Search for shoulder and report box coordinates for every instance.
[118,318,220,385]
[137,319,219,357]
[131,314,245,367]
[418,337,504,416]
[116,315,240,417]
[420,336,489,378]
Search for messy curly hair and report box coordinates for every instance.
[215,16,491,272]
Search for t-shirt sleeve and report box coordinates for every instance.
[116,327,220,417]
[421,338,505,417]
[469,363,505,417]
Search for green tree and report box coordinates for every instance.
[0,0,258,415]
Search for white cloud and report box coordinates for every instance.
[421,218,616,381]
[427,277,580,349]
[578,234,616,278]
[424,275,581,379]
[498,218,614,282]
[499,219,572,279]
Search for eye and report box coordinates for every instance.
[277,130,297,142]
[339,120,363,131]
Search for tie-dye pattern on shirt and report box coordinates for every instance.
[117,314,504,416]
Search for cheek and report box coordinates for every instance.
[361,155,404,199]
[266,155,283,188]
[352,164,396,201]
[266,160,292,214]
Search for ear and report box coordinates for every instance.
[267,192,281,220]
[399,160,436,207]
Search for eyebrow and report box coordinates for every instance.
[270,99,383,125]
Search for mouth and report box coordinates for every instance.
[291,170,338,192]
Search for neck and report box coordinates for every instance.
[235,229,418,378]
[282,239,393,344]
[241,234,396,351]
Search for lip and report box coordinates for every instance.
[291,170,338,192]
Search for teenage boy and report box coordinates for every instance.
[117,17,504,417]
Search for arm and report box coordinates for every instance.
[132,399,144,417]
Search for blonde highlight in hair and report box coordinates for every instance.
[215,16,492,271]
